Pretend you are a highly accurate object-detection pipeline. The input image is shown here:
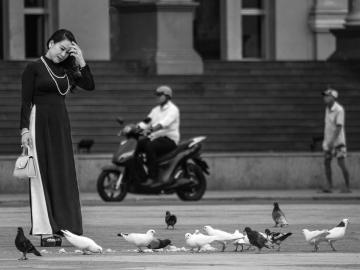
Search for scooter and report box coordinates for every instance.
[96,118,209,202]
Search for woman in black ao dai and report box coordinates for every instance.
[20,29,94,238]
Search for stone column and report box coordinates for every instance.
[4,0,25,60]
[112,0,203,75]
[220,0,242,60]
[329,0,360,60]
[308,0,347,60]
[345,0,360,25]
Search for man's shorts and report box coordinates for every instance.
[324,145,347,159]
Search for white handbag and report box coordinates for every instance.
[13,145,36,179]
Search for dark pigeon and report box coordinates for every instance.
[147,238,172,250]
[165,211,177,229]
[15,227,41,260]
[265,229,292,251]
[272,202,288,227]
[244,227,271,253]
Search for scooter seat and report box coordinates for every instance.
[156,140,192,164]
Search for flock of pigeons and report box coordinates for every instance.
[15,203,350,260]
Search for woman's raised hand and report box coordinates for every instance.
[69,42,86,67]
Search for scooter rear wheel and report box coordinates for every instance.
[176,163,207,201]
[97,170,127,201]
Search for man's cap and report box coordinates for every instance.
[155,85,172,98]
[322,88,338,99]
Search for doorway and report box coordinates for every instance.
[0,0,3,59]
[24,0,47,58]
[193,0,221,59]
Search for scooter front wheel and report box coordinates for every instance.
[97,170,127,201]
[176,163,207,201]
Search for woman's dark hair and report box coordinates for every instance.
[46,29,76,49]
[47,29,81,88]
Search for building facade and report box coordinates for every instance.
[0,0,110,60]
[0,0,351,70]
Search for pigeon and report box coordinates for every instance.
[325,218,349,251]
[272,202,288,227]
[147,238,172,250]
[15,227,41,260]
[61,230,102,255]
[259,231,271,241]
[118,229,156,252]
[244,227,271,253]
[165,211,177,229]
[203,226,243,252]
[232,234,252,252]
[185,233,219,252]
[264,229,292,251]
[302,229,329,252]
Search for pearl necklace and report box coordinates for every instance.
[40,56,71,96]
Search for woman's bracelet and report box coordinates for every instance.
[21,130,29,136]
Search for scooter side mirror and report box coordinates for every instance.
[116,117,124,125]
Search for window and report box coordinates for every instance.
[24,0,45,8]
[242,0,262,9]
[241,0,269,59]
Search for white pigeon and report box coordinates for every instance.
[203,226,243,252]
[185,233,218,252]
[118,229,156,252]
[325,218,349,251]
[302,229,329,252]
[232,234,252,252]
[61,230,102,254]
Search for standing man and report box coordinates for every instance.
[321,88,350,193]
[138,85,180,188]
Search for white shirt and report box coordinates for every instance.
[323,101,346,150]
[148,101,180,144]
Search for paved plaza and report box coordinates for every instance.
[0,191,359,269]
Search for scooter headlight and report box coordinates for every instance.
[123,124,136,135]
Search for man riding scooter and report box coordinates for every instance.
[137,85,180,188]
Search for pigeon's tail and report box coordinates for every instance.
[278,232,292,242]
[32,247,42,256]
[61,230,72,237]
[117,233,127,238]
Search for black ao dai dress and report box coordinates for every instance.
[20,56,94,235]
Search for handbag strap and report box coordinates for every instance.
[21,144,31,156]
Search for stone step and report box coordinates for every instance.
[1,60,360,154]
